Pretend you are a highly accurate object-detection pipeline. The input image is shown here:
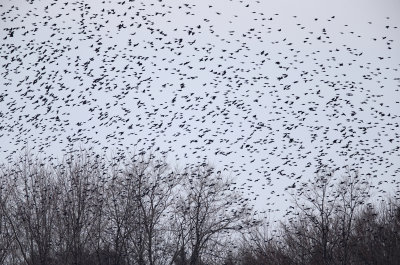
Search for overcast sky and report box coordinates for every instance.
[1,0,399,219]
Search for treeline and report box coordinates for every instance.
[0,151,253,265]
[0,151,399,265]
[229,167,400,265]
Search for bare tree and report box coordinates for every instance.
[170,165,254,265]
[372,197,400,264]
[351,204,380,264]
[0,166,16,264]
[284,167,339,264]
[1,153,59,265]
[239,216,289,265]
[283,166,371,265]
[52,151,105,265]
[102,160,132,265]
[103,153,181,265]
[334,166,370,265]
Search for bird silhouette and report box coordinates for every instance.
[0,0,398,219]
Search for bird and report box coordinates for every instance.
[0,0,398,223]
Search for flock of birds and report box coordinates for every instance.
[1,0,399,216]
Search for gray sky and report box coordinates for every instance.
[1,0,399,219]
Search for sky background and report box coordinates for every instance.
[1,0,399,219]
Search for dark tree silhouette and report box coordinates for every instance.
[1,152,399,265]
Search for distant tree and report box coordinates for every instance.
[0,166,16,264]
[283,167,338,264]
[169,165,255,265]
[52,152,105,265]
[352,204,380,264]
[333,166,370,265]
[104,153,181,265]
[380,197,400,264]
[2,152,59,265]
[282,166,370,265]
[371,197,400,264]
[238,218,289,265]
